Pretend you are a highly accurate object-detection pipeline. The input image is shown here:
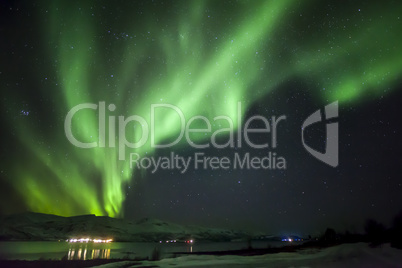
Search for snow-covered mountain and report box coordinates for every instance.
[0,212,253,242]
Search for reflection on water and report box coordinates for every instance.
[67,245,111,260]
[0,241,299,261]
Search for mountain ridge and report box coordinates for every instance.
[0,212,258,242]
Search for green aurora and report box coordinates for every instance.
[3,0,402,217]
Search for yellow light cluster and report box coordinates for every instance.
[68,238,112,243]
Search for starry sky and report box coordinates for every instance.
[1,0,402,235]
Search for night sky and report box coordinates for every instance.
[1,0,402,236]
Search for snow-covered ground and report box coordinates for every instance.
[93,243,402,268]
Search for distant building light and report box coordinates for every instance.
[69,238,112,243]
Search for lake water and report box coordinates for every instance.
[0,241,298,260]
